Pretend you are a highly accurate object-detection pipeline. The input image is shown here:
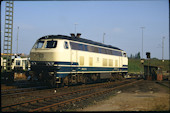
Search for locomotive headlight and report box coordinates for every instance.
[46,62,54,66]
[31,62,37,65]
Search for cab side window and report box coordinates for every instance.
[64,41,69,49]
[123,53,127,57]
[16,60,21,66]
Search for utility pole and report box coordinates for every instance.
[16,26,19,54]
[103,33,105,44]
[74,23,78,34]
[162,37,165,62]
[140,27,145,59]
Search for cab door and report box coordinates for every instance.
[70,50,78,72]
[69,42,78,74]
[119,57,122,68]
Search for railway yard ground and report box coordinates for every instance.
[76,80,169,111]
[1,79,169,112]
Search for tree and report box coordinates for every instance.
[130,54,133,59]
[129,52,140,59]
[136,52,140,59]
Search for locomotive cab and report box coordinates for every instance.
[30,37,71,86]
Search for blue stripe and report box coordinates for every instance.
[57,66,128,73]
[56,73,69,78]
[31,61,78,65]
[31,61,128,78]
[56,66,128,78]
[54,61,78,65]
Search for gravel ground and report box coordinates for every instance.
[1,84,17,90]
[74,80,169,111]
[1,80,169,111]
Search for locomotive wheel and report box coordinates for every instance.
[59,78,68,87]
[81,75,87,84]
[49,76,56,88]
[62,76,69,86]
[71,74,77,85]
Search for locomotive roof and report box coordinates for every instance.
[39,35,122,51]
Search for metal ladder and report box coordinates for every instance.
[3,1,14,72]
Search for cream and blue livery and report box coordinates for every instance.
[30,34,128,87]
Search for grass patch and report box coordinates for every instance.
[128,58,169,74]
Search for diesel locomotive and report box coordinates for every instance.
[29,33,128,87]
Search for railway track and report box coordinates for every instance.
[11,80,44,88]
[155,81,169,88]
[1,80,129,98]
[1,80,45,91]
[2,79,143,112]
[1,86,48,98]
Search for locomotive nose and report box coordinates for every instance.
[30,52,56,61]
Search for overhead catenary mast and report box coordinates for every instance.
[16,26,19,54]
[3,1,14,72]
[140,27,145,59]
[74,23,78,34]
[103,33,105,44]
[162,37,165,62]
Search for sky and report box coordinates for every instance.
[1,0,169,60]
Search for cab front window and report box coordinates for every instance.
[45,41,57,48]
[16,60,21,66]
[33,41,44,49]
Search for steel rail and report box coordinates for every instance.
[1,80,124,98]
[2,80,131,111]
[1,80,127,98]
[155,81,169,88]
[1,86,48,96]
[30,79,143,112]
